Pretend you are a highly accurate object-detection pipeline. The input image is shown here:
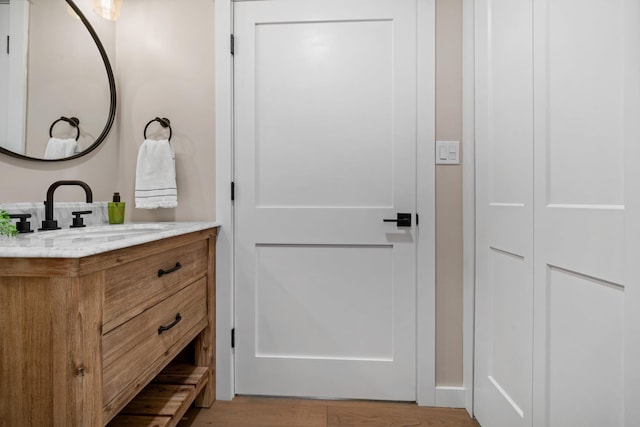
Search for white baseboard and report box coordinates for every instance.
[435,386,466,408]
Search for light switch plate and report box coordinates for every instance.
[435,140,460,165]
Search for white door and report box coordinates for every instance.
[532,0,639,425]
[473,0,534,425]
[475,0,640,426]
[234,0,418,400]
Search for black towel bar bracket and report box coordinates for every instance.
[49,116,80,141]
[144,117,172,141]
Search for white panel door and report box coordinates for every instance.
[474,0,534,426]
[532,0,639,426]
[475,0,640,426]
[234,0,418,400]
[623,2,640,423]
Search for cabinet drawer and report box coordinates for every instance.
[102,278,208,409]
[103,239,208,333]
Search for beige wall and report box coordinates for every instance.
[115,0,216,222]
[0,0,464,388]
[435,0,464,387]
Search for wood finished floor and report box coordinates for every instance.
[178,396,480,427]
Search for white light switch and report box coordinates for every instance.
[435,141,460,165]
[439,145,448,160]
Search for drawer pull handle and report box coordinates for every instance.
[158,313,182,334]
[158,262,182,277]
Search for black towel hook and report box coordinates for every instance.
[144,117,172,141]
[49,116,80,141]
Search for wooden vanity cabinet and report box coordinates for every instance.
[0,227,217,427]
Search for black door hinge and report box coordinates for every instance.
[231,328,235,348]
[416,213,419,226]
[230,34,235,55]
[6,35,9,55]
[231,182,235,201]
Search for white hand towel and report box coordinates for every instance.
[135,139,178,209]
[44,137,78,159]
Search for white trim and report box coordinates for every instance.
[416,0,437,407]
[435,386,466,408]
[462,0,476,417]
[216,0,436,403]
[215,0,235,401]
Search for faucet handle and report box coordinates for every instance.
[71,210,92,228]
[9,214,34,234]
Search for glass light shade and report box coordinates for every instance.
[93,0,122,21]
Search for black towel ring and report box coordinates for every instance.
[49,116,80,141]
[144,117,172,141]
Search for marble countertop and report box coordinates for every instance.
[0,222,219,258]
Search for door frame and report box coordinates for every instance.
[462,0,475,416]
[215,0,436,405]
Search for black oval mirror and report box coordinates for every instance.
[0,0,116,162]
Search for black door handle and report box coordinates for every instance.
[383,213,411,227]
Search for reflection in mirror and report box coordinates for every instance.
[0,0,28,154]
[0,0,116,161]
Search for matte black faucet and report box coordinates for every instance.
[40,180,93,231]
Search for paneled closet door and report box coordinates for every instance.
[532,1,640,426]
[623,1,640,422]
[476,0,640,426]
[473,0,534,426]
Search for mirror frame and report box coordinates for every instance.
[0,0,117,162]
